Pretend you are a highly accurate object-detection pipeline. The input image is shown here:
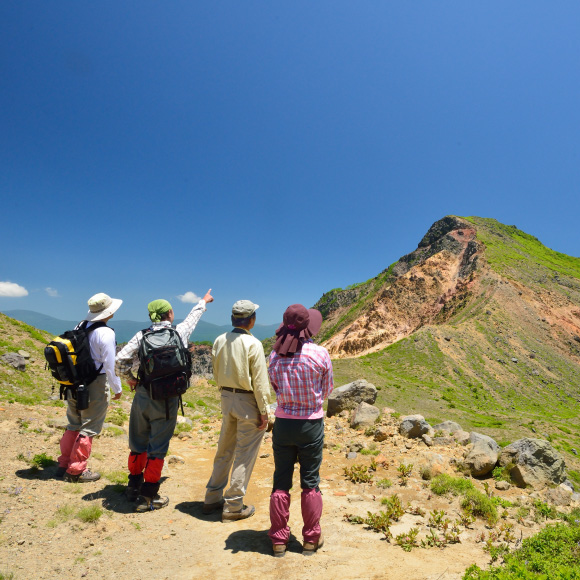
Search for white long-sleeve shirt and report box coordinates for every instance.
[86,323,122,394]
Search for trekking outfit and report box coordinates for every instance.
[204,301,271,521]
[267,305,333,556]
[115,298,206,511]
[55,294,123,482]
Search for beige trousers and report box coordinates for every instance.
[205,390,265,512]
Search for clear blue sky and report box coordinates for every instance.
[1,2,580,325]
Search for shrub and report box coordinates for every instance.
[31,453,56,469]
[376,478,393,489]
[430,473,474,496]
[344,464,373,483]
[461,489,498,524]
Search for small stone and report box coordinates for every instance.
[259,454,270,459]
[495,481,511,491]
[162,535,170,540]
[346,452,358,460]
[167,455,185,465]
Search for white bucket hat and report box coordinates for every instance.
[86,293,123,321]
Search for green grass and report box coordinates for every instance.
[463,510,580,579]
[76,504,104,523]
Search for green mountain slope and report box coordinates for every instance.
[317,216,580,473]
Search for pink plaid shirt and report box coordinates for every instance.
[268,341,333,419]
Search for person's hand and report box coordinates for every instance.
[258,414,268,431]
[203,289,214,304]
[112,392,122,400]
[127,377,138,389]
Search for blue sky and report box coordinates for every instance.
[1,2,580,325]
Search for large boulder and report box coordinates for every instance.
[1,353,26,371]
[464,440,499,477]
[432,421,463,433]
[326,379,377,417]
[469,432,500,452]
[399,414,431,439]
[499,438,566,489]
[350,402,380,429]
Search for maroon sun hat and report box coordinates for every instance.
[273,304,323,356]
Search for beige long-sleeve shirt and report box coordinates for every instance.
[212,328,271,415]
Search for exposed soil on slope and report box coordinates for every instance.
[0,402,559,580]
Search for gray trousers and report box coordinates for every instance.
[66,374,110,437]
[205,390,265,512]
[128,386,179,459]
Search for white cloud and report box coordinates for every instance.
[177,291,201,304]
[45,287,59,298]
[0,281,29,297]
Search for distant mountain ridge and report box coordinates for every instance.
[1,310,280,343]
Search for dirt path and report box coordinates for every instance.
[0,403,543,580]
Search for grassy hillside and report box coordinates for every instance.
[329,217,580,476]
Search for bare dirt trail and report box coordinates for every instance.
[0,403,532,580]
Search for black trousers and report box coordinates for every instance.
[272,417,324,491]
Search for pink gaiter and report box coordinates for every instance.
[268,490,291,545]
[58,429,78,469]
[301,488,323,543]
[67,434,93,475]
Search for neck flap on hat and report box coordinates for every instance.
[272,325,314,356]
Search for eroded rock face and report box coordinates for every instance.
[499,438,566,489]
[326,379,377,418]
[320,217,482,357]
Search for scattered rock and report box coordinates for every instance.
[176,416,193,426]
[545,486,572,507]
[350,402,380,429]
[167,455,185,465]
[17,350,30,359]
[422,434,433,447]
[399,415,431,439]
[495,481,511,491]
[346,452,358,460]
[431,436,455,447]
[432,421,463,433]
[327,379,378,417]
[373,427,390,442]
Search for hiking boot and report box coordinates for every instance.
[55,466,67,478]
[222,504,255,522]
[64,469,101,483]
[202,499,225,514]
[272,544,287,558]
[303,533,324,556]
[126,485,142,502]
[135,494,169,512]
[126,474,143,502]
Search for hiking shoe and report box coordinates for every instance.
[303,533,324,556]
[135,494,169,512]
[64,469,101,483]
[272,544,287,558]
[222,504,255,522]
[202,499,225,514]
[55,466,67,478]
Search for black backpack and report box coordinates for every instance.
[137,326,192,417]
[44,321,106,402]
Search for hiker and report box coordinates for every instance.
[115,290,213,512]
[57,293,124,483]
[203,300,271,522]
[267,304,333,557]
